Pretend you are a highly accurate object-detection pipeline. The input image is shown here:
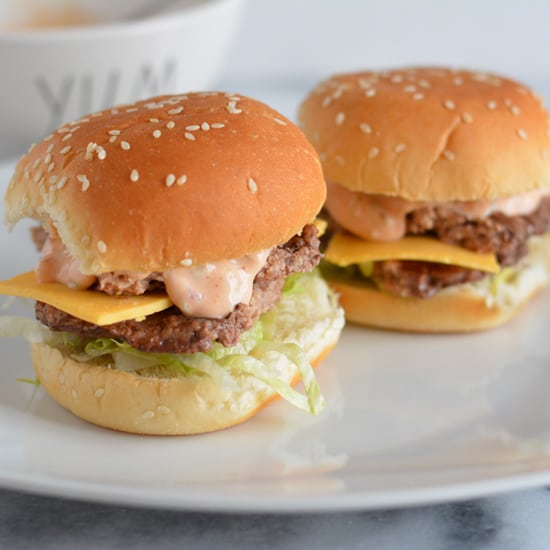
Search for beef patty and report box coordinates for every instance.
[35,225,321,354]
[370,196,550,298]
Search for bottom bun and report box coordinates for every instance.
[330,234,550,333]
[31,340,335,435]
[31,272,345,435]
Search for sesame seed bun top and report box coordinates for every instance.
[298,67,550,202]
[5,93,325,274]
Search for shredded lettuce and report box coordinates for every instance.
[0,271,337,415]
[17,377,40,386]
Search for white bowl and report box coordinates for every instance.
[0,0,245,158]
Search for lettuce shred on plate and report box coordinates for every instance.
[0,271,341,415]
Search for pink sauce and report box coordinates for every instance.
[36,232,271,319]
[35,236,97,289]
[164,250,271,318]
[326,182,550,241]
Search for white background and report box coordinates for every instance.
[217,0,550,119]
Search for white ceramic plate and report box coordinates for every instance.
[1,158,550,513]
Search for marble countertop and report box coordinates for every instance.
[2,487,550,549]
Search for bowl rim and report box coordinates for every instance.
[0,0,243,42]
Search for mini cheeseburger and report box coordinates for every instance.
[0,92,344,434]
[298,67,550,332]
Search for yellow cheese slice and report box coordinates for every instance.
[0,271,173,326]
[313,217,328,237]
[325,233,500,273]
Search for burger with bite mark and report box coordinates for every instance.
[298,67,550,332]
[0,92,344,434]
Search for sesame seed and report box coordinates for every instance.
[165,174,176,187]
[359,123,372,134]
[71,389,78,399]
[120,141,131,150]
[443,150,455,160]
[142,411,155,419]
[44,134,54,141]
[180,258,193,267]
[47,162,55,173]
[49,175,58,184]
[85,142,97,161]
[184,132,196,141]
[166,121,176,129]
[272,117,287,126]
[511,106,521,116]
[443,99,456,110]
[211,123,225,129]
[109,136,118,143]
[126,108,138,113]
[33,170,43,183]
[62,133,72,142]
[96,146,106,160]
[403,84,417,93]
[394,143,407,153]
[201,122,210,131]
[177,175,187,185]
[97,240,107,253]
[157,405,171,414]
[335,112,345,126]
[358,78,373,89]
[517,87,528,95]
[186,125,200,131]
[168,106,184,115]
[108,130,120,136]
[57,176,67,189]
[517,128,528,140]
[130,169,139,182]
[418,79,431,88]
[47,142,54,152]
[94,388,105,398]
[368,147,379,159]
[335,155,345,165]
[44,153,51,164]
[365,88,376,98]
[227,101,243,114]
[391,74,404,83]
[77,174,90,191]
[322,96,332,108]
[412,93,424,101]
[149,118,160,123]
[248,177,258,193]
[152,129,162,138]
[487,101,497,110]
[453,77,463,86]
[504,98,513,107]
[461,112,474,124]
[57,127,70,134]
